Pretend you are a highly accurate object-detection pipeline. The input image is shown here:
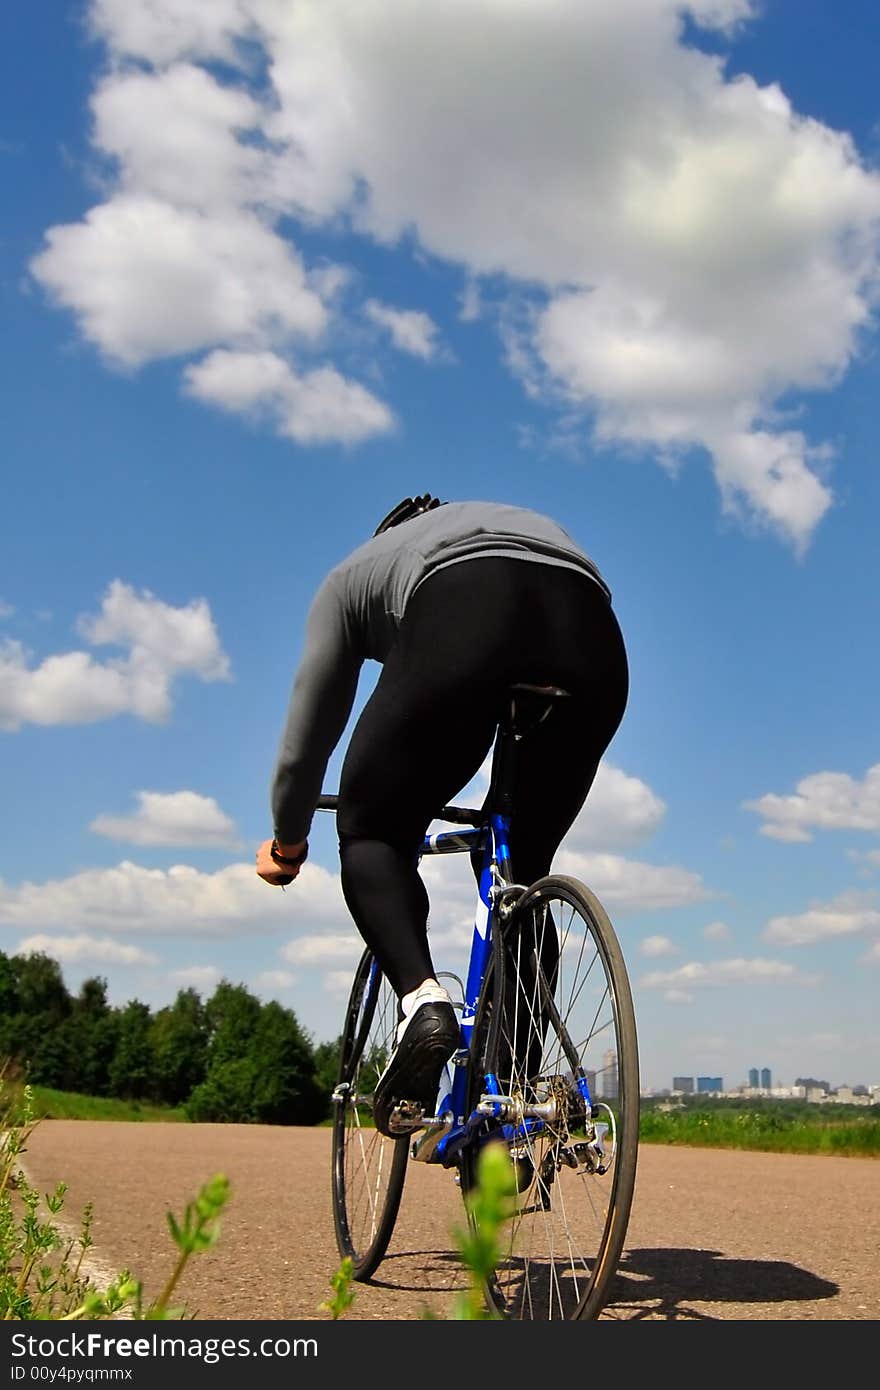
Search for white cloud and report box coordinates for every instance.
[0,857,346,938]
[253,969,297,993]
[271,938,376,1013]
[36,1,880,543]
[89,0,254,66]
[744,764,880,842]
[0,581,230,731]
[703,919,731,941]
[280,933,362,967]
[90,63,274,214]
[14,933,158,967]
[324,969,358,997]
[458,280,482,323]
[764,891,880,947]
[168,964,221,989]
[90,790,242,848]
[31,197,327,370]
[0,601,13,619]
[686,1,755,33]
[29,55,390,448]
[255,0,878,550]
[183,349,393,444]
[567,763,666,850]
[640,956,820,989]
[640,934,677,957]
[364,300,440,359]
[555,848,710,913]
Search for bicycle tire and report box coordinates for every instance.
[460,874,639,1320]
[331,948,409,1280]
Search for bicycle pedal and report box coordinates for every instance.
[410,1112,453,1162]
[388,1099,426,1133]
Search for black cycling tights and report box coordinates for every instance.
[336,558,629,998]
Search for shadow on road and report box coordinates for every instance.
[604,1247,839,1320]
[361,1245,839,1321]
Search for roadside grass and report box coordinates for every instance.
[14,1080,880,1159]
[1,1074,226,1319]
[639,1103,880,1158]
[25,1088,189,1124]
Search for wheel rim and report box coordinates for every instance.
[463,877,639,1319]
[333,957,409,1275]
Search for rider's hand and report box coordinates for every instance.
[256,837,308,886]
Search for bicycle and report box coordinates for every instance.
[321,682,639,1320]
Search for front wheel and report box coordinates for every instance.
[460,875,639,1319]
[331,949,409,1280]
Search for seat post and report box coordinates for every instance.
[487,685,570,816]
[487,696,519,818]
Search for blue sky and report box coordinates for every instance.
[2,0,879,1094]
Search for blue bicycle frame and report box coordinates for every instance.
[411,804,595,1168]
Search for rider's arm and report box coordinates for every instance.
[270,571,363,844]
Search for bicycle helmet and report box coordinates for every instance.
[373,494,443,536]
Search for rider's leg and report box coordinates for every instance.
[335,564,511,997]
[335,561,516,1132]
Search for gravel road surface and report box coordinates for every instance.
[20,1121,879,1322]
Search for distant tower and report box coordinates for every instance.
[673,1076,694,1094]
[761,1067,771,1090]
[602,1049,618,1099]
[748,1068,759,1089]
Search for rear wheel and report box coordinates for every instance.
[331,949,409,1280]
[460,875,639,1319]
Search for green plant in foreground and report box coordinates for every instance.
[446,1142,516,1320]
[1,1069,229,1320]
[321,1141,517,1321]
[321,1256,356,1319]
[121,1172,230,1321]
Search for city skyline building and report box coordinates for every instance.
[602,1049,618,1100]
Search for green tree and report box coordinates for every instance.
[150,988,208,1106]
[186,981,264,1122]
[313,1036,342,1117]
[0,951,17,1016]
[108,1000,153,1099]
[0,952,20,1065]
[250,1001,324,1124]
[186,1057,259,1123]
[204,981,262,1067]
[61,977,116,1095]
[0,952,74,1085]
[15,951,71,1020]
[186,982,323,1124]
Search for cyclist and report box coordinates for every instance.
[256,496,628,1136]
